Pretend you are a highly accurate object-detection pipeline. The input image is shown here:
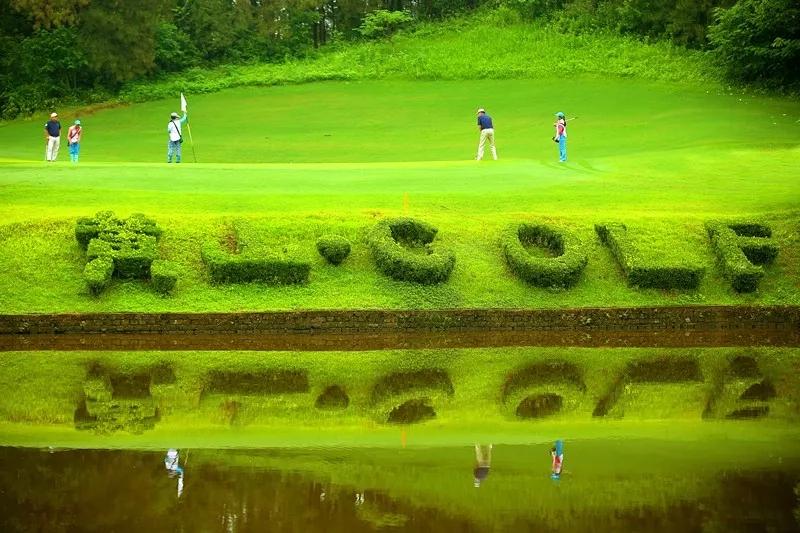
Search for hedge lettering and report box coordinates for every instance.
[367,217,455,284]
[706,220,778,293]
[501,223,588,288]
[595,222,705,290]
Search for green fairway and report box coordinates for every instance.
[2,79,799,164]
[0,79,798,312]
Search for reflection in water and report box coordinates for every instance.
[550,439,565,480]
[164,449,185,498]
[1,443,799,532]
[473,444,492,487]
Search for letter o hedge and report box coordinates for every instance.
[501,223,588,288]
[367,217,455,284]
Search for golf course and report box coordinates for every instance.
[1,2,799,530]
[0,75,798,312]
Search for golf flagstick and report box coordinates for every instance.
[180,92,197,163]
[186,123,197,163]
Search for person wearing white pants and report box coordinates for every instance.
[44,112,61,162]
[476,108,497,161]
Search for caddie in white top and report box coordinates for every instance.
[167,111,188,163]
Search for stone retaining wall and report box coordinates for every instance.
[0,305,797,339]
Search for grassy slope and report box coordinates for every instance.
[114,10,719,105]
[0,79,798,312]
[0,347,797,448]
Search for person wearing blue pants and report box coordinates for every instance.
[166,111,188,163]
[554,112,567,162]
[550,439,564,479]
[67,120,82,163]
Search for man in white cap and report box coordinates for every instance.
[476,108,497,161]
[167,110,188,163]
[44,112,61,162]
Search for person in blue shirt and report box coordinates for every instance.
[44,112,61,162]
[167,111,188,163]
[476,108,497,161]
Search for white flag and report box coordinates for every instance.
[180,92,187,113]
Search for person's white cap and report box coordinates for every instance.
[477,108,485,114]
[50,112,58,118]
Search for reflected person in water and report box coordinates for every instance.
[164,448,185,498]
[474,444,493,487]
[551,440,564,480]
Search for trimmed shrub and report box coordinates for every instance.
[94,234,158,279]
[371,369,454,404]
[316,234,351,265]
[726,406,769,419]
[516,393,563,419]
[501,223,588,288]
[150,362,177,385]
[595,223,704,290]
[386,398,436,424]
[84,257,114,296]
[593,356,702,417]
[625,356,702,383]
[315,385,350,410]
[75,217,101,250]
[201,240,311,284]
[368,217,455,284]
[151,260,179,294]
[501,361,585,402]
[706,220,778,293]
[77,211,169,295]
[75,211,162,250]
[203,370,309,395]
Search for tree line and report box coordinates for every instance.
[0,0,797,119]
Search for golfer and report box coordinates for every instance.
[44,112,61,162]
[554,112,567,162]
[476,108,497,161]
[67,120,82,163]
[166,111,188,163]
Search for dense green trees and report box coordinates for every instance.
[708,0,800,87]
[0,0,796,119]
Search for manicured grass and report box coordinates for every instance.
[0,347,796,448]
[0,79,798,312]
